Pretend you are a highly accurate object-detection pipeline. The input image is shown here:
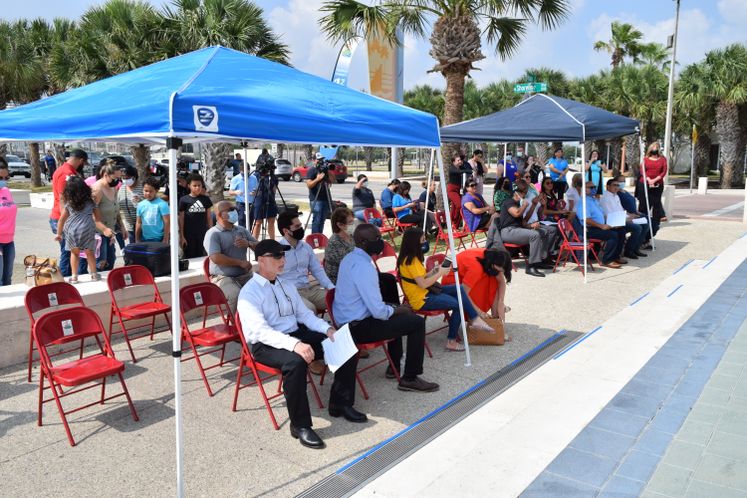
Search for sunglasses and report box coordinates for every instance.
[467,183,477,188]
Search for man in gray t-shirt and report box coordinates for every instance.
[203,200,258,311]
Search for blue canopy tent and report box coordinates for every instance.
[440,93,645,281]
[0,46,478,495]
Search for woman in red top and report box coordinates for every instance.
[636,142,667,240]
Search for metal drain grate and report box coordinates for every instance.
[297,331,581,498]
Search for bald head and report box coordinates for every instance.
[353,223,379,248]
[215,200,232,214]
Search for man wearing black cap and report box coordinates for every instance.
[237,239,363,449]
[50,149,89,277]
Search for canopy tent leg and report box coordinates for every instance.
[242,141,250,232]
[166,138,185,498]
[581,142,588,284]
[435,150,472,367]
[421,150,435,232]
[638,136,656,251]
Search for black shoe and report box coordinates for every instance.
[329,405,368,423]
[290,425,325,449]
[536,262,555,270]
[525,266,545,277]
[398,376,440,392]
[634,250,648,257]
[624,253,639,260]
[385,365,400,379]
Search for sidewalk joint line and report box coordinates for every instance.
[703,256,717,269]
[672,259,694,275]
[553,326,602,360]
[667,284,684,298]
[629,292,649,306]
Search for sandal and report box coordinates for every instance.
[90,273,101,282]
[446,340,465,352]
[68,276,79,284]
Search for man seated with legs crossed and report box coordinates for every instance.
[334,224,440,393]
[599,179,648,260]
[576,181,627,269]
[237,239,364,450]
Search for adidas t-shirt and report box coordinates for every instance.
[178,194,213,240]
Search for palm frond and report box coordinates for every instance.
[484,16,526,59]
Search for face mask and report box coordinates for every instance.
[365,238,385,256]
[0,180,7,189]
[227,210,239,224]
[123,178,135,187]
[346,224,355,236]
[651,149,659,156]
[362,181,368,188]
[290,227,305,241]
[506,155,512,161]
[108,179,119,188]
[421,240,430,253]
[485,264,500,276]
[618,182,625,188]
[516,152,523,157]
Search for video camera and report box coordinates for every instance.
[315,156,330,175]
[255,153,276,174]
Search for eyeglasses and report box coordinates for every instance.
[261,252,285,260]
[271,281,294,317]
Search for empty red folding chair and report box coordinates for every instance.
[107,265,172,363]
[304,233,329,250]
[323,289,400,400]
[554,218,601,276]
[431,210,470,255]
[232,310,323,429]
[25,282,87,382]
[179,283,241,397]
[33,307,139,446]
[370,240,398,276]
[363,208,398,248]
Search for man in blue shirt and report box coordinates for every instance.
[576,182,626,268]
[43,149,57,181]
[334,224,439,393]
[498,152,519,186]
[379,178,400,219]
[228,170,248,227]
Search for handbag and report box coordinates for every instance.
[467,317,505,346]
[24,255,65,287]
[399,274,442,295]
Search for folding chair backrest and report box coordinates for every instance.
[233,310,254,358]
[363,208,382,223]
[108,265,161,300]
[34,307,110,359]
[180,282,229,314]
[25,282,85,325]
[425,254,446,272]
[325,289,338,328]
[435,210,447,226]
[305,233,329,250]
[557,218,575,244]
[203,257,210,280]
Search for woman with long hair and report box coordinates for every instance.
[392,181,434,232]
[539,175,569,221]
[636,142,667,242]
[585,149,607,197]
[493,176,512,212]
[91,160,125,271]
[397,228,492,351]
[117,165,143,245]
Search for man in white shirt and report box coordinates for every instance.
[237,239,364,450]
[599,179,647,259]
[276,211,334,313]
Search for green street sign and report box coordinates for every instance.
[513,82,547,93]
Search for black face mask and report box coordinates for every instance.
[421,240,430,254]
[485,265,500,276]
[365,238,385,256]
[289,227,305,241]
[651,149,659,156]
[108,179,120,187]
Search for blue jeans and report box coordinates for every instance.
[310,200,330,234]
[354,209,381,226]
[0,241,15,286]
[49,218,88,278]
[420,284,479,340]
[96,234,117,271]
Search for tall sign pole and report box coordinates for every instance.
[663,0,681,184]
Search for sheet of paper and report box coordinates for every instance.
[632,217,648,225]
[539,220,557,226]
[322,324,358,373]
[606,210,627,227]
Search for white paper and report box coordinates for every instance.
[606,210,627,227]
[632,217,648,225]
[124,273,133,286]
[193,291,203,306]
[48,292,59,306]
[539,220,557,226]
[61,319,74,337]
[321,324,358,373]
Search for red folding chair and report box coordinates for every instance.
[370,240,398,276]
[179,283,241,397]
[461,211,489,248]
[33,307,138,446]
[323,289,400,400]
[25,282,87,382]
[305,233,329,250]
[503,243,529,271]
[554,218,601,276]
[107,265,172,363]
[431,210,470,255]
[232,311,323,429]
[363,208,398,248]
[203,257,211,281]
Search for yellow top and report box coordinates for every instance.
[399,258,428,310]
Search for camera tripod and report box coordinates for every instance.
[303,169,336,233]
[247,170,293,240]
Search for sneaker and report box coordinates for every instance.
[90,272,101,282]
[68,276,79,284]
[385,365,399,379]
[398,376,439,392]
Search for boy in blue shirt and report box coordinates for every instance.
[136,177,170,243]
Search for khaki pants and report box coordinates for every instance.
[211,272,253,313]
[298,284,327,313]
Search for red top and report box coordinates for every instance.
[441,247,498,312]
[50,162,80,220]
[640,157,667,187]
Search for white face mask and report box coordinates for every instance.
[362,181,368,188]
[123,178,135,187]
[346,223,355,235]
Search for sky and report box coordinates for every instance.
[4,0,746,93]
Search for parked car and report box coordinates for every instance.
[275,158,292,181]
[6,154,31,178]
[291,159,348,183]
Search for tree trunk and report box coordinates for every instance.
[302,145,313,165]
[441,69,468,164]
[715,102,746,188]
[364,147,374,171]
[54,144,66,167]
[130,144,151,181]
[397,147,406,175]
[0,143,7,159]
[29,143,42,187]
[694,132,712,177]
[276,143,285,159]
[624,134,640,175]
[609,138,623,174]
[203,142,231,203]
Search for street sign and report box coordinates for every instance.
[513,82,547,93]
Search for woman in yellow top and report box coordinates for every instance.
[397,228,493,351]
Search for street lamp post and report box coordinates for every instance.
[663,0,681,184]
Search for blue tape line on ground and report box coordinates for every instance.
[703,256,717,269]
[509,331,566,367]
[672,259,694,275]
[553,326,603,360]
[667,284,684,298]
[629,292,649,306]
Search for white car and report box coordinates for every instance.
[275,158,292,181]
[6,154,31,178]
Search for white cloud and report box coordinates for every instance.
[718,0,747,23]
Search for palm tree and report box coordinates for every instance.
[319,0,570,159]
[593,21,643,69]
[519,67,571,97]
[404,84,444,120]
[637,42,670,72]
[675,62,715,177]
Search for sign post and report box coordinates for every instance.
[513,82,547,94]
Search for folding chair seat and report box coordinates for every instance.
[304,233,329,250]
[232,311,323,430]
[33,307,138,446]
[370,241,398,276]
[107,265,172,363]
[363,208,398,248]
[462,218,489,248]
[322,289,400,400]
[503,243,529,271]
[25,282,87,382]
[431,210,470,255]
[553,218,601,276]
[180,283,241,397]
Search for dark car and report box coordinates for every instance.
[291,159,348,183]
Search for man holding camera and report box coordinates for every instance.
[248,153,278,240]
[305,153,334,234]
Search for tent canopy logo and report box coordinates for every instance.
[193,106,219,132]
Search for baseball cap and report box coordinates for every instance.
[315,152,324,160]
[254,239,291,260]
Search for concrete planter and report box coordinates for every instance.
[30,192,54,209]
[10,189,30,206]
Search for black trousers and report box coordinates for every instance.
[378,272,400,305]
[251,325,358,429]
[636,185,662,238]
[553,181,568,199]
